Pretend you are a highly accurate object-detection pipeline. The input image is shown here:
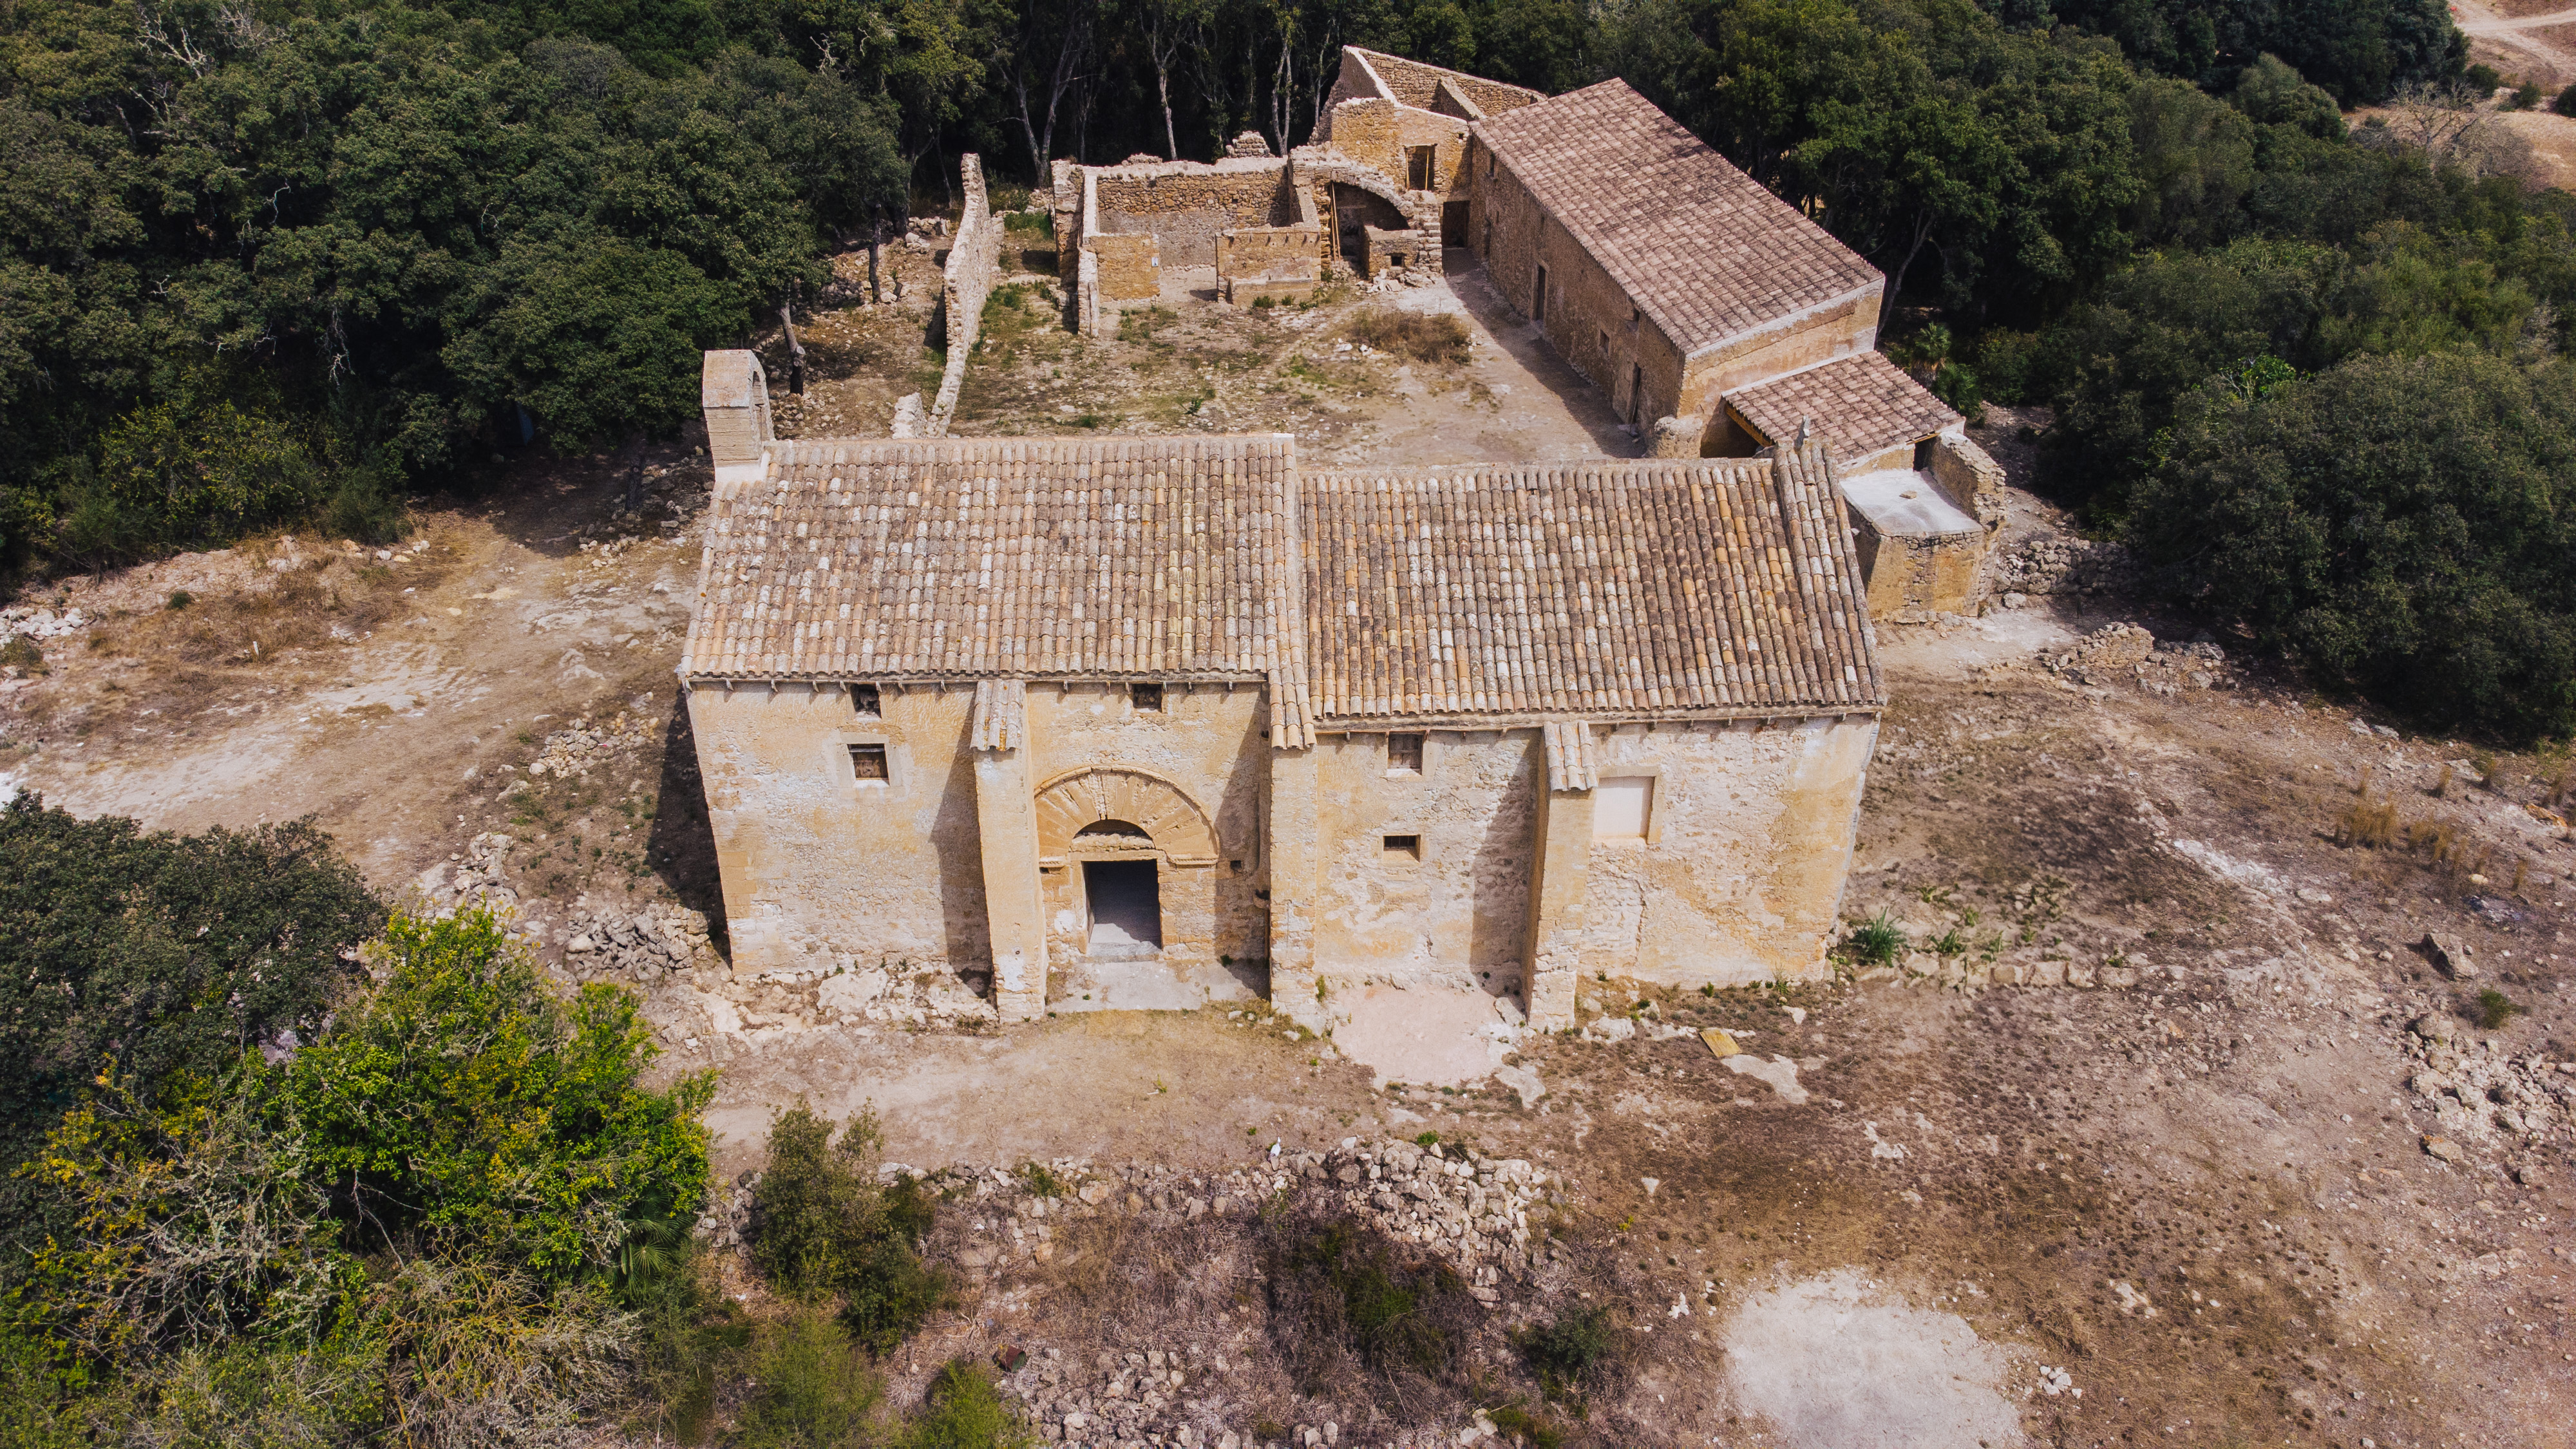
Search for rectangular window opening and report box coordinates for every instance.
[1533,266,1548,323]
[1386,732,1425,774]
[1593,777,1653,840]
[1912,436,1937,471]
[851,683,881,717]
[1131,682,1164,712]
[1382,834,1422,861]
[848,743,889,782]
[1407,145,1438,190]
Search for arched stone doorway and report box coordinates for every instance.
[1034,768,1227,999]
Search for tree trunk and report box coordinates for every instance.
[1157,60,1177,158]
[779,302,807,396]
[867,212,884,305]
[1880,211,1937,332]
[620,430,646,514]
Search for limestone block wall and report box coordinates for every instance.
[928,155,998,437]
[1465,143,1682,424]
[1317,99,1472,201]
[688,681,988,977]
[1309,730,1540,994]
[1569,717,1877,985]
[1024,683,1272,975]
[1674,288,1882,429]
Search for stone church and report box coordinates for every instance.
[681,354,1885,1030]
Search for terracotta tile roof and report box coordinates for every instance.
[1541,719,1599,790]
[1726,353,1960,462]
[1300,446,1881,725]
[683,435,1314,743]
[1473,80,1882,356]
[685,436,1880,735]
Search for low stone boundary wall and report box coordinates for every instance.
[927,153,997,437]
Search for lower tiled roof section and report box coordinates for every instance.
[1727,353,1959,462]
[1541,719,1600,791]
[683,434,1309,698]
[1302,445,1882,724]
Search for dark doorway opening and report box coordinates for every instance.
[1084,858,1162,955]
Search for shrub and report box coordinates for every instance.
[738,1307,883,1449]
[0,635,42,672]
[2130,352,2576,741]
[1001,210,1053,239]
[1343,308,1470,365]
[1844,911,1906,967]
[283,908,716,1280]
[0,799,380,1245]
[894,1359,1037,1449]
[1930,363,1984,423]
[2507,81,2546,111]
[368,1255,633,1449]
[2557,84,2576,118]
[164,589,191,611]
[750,1103,943,1352]
[2475,988,2524,1029]
[2466,63,2502,97]
[1513,1303,1624,1405]
[1262,1213,1481,1411]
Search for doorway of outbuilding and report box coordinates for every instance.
[1084,858,1162,957]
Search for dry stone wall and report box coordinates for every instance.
[928,154,998,437]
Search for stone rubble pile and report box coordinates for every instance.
[735,961,1000,1030]
[500,711,653,791]
[416,832,524,913]
[2403,1012,2576,1155]
[1,605,86,640]
[2038,623,2231,694]
[1991,535,2142,598]
[564,903,711,985]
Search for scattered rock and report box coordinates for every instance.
[2424,933,2478,980]
[2423,1136,2466,1164]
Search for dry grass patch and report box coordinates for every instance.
[1343,308,1470,365]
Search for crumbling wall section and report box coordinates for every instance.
[1356,48,1545,117]
[927,154,997,437]
[1570,717,1877,986]
[688,681,989,978]
[1092,162,1294,268]
[1852,522,1985,621]
[1933,431,2008,529]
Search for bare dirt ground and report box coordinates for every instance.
[8,236,2573,1446]
[2459,0,2576,90]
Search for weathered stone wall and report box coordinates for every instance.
[1309,729,1540,994]
[1024,683,1272,975]
[699,350,773,484]
[1316,98,1472,202]
[1569,717,1877,985]
[1093,164,1296,268]
[928,155,998,437]
[1350,48,1546,119]
[1465,140,1683,425]
[1932,431,2007,529]
[1089,231,1161,301]
[1678,288,1882,428]
[688,681,989,977]
[1853,523,1984,621]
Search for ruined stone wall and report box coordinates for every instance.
[1093,166,1295,268]
[1932,431,2007,529]
[1317,99,1471,200]
[928,155,998,437]
[1570,717,1877,985]
[1677,289,1882,428]
[688,681,989,976]
[1309,729,1540,993]
[1355,49,1545,118]
[1025,683,1271,973]
[1465,140,1683,424]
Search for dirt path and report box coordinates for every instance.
[2455,0,2576,86]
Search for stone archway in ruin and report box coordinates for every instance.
[1034,766,1220,867]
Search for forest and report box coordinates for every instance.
[2,0,2573,728]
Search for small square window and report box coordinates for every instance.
[1386,732,1425,774]
[851,683,881,717]
[1383,834,1421,860]
[848,743,888,782]
[1594,777,1653,839]
[1131,682,1164,712]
